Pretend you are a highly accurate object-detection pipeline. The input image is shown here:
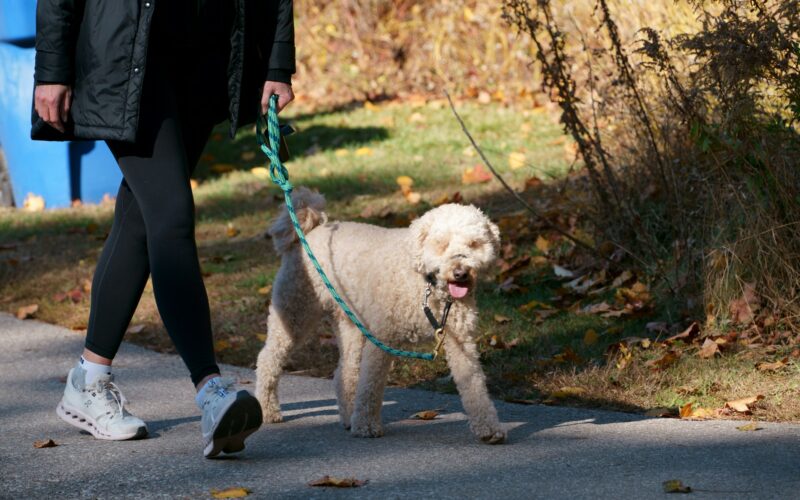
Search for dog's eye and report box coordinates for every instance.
[468,240,483,249]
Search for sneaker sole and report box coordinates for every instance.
[57,400,148,441]
[204,391,263,458]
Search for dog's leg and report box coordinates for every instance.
[350,343,392,438]
[333,318,365,429]
[255,304,299,423]
[443,335,506,444]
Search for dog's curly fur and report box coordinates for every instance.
[255,187,506,443]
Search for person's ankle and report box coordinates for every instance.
[79,356,112,386]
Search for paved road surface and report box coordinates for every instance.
[1,313,798,499]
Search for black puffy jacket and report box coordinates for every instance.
[31,0,295,142]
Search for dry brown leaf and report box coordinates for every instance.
[410,409,440,420]
[126,324,146,334]
[698,338,720,359]
[644,407,676,418]
[665,322,700,344]
[725,395,764,413]
[215,339,231,351]
[549,386,585,399]
[756,358,789,372]
[662,479,691,493]
[462,164,492,184]
[404,191,422,204]
[678,402,715,419]
[211,163,235,174]
[308,476,367,488]
[518,300,553,313]
[583,329,599,346]
[396,175,414,194]
[646,351,680,370]
[729,282,759,325]
[210,487,250,498]
[736,422,763,431]
[16,304,39,320]
[493,315,511,324]
[611,270,634,288]
[33,439,57,448]
[226,223,240,238]
[258,285,273,295]
[535,235,550,254]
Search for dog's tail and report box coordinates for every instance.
[268,187,327,254]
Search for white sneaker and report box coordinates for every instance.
[56,365,148,441]
[198,377,262,458]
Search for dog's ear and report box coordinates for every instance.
[409,213,432,273]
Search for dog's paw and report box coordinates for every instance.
[261,404,284,423]
[479,429,507,444]
[350,421,384,438]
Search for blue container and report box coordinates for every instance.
[0,42,121,209]
[0,1,36,42]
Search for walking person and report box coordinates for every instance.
[31,0,295,458]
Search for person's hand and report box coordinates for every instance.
[34,84,72,133]
[260,81,294,115]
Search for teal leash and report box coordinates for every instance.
[256,95,437,361]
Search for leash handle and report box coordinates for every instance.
[257,95,436,361]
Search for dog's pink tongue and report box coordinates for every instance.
[448,282,470,299]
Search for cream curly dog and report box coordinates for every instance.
[255,187,506,443]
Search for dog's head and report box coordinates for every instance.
[409,204,500,300]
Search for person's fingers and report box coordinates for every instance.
[277,88,294,113]
[48,98,65,132]
[60,88,72,124]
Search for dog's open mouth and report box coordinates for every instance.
[448,280,472,299]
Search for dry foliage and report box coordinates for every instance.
[503,0,800,340]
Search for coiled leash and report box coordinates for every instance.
[256,94,450,361]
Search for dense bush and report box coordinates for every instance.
[504,0,800,336]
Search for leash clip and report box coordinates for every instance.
[432,327,446,359]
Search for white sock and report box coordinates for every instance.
[80,356,112,386]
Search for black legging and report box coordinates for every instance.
[84,27,229,385]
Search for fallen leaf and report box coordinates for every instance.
[725,395,764,413]
[226,223,240,238]
[308,476,368,488]
[644,407,677,418]
[549,387,585,399]
[33,439,57,448]
[215,339,231,351]
[662,479,691,493]
[756,358,789,372]
[16,304,39,320]
[250,167,270,179]
[645,351,680,370]
[462,164,492,184]
[580,302,612,315]
[679,402,716,419]
[736,422,763,431]
[211,163,235,174]
[552,265,575,278]
[23,193,46,212]
[524,177,543,190]
[535,235,550,254]
[396,175,414,194]
[493,315,511,324]
[729,282,759,325]
[255,333,267,342]
[611,270,634,288]
[410,409,440,420]
[583,329,599,346]
[404,191,422,204]
[508,151,526,170]
[258,285,273,295]
[665,322,699,344]
[505,398,537,405]
[210,487,250,498]
[518,300,553,313]
[355,147,373,156]
[698,338,720,359]
[126,324,146,334]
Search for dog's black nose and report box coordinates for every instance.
[453,268,469,281]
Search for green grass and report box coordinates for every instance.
[1,99,798,421]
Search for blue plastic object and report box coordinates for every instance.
[0,42,121,209]
[0,1,36,42]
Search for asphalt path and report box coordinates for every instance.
[1,312,798,499]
